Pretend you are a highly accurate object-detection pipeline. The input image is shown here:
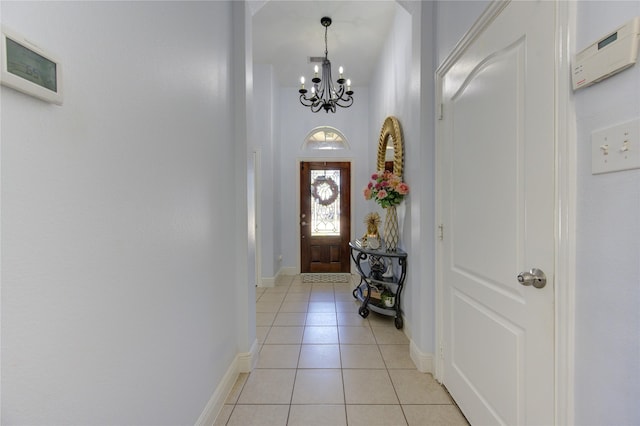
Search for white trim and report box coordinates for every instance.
[434,0,576,423]
[194,339,259,426]
[259,266,297,287]
[554,2,577,425]
[253,149,262,290]
[410,340,434,374]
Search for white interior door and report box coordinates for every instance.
[439,1,556,425]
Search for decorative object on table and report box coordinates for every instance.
[382,261,394,278]
[363,170,409,251]
[369,256,385,280]
[381,290,396,308]
[367,236,380,250]
[362,212,381,248]
[297,17,354,113]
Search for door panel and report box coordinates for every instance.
[440,2,555,425]
[300,162,351,273]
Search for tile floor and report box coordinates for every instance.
[215,275,469,426]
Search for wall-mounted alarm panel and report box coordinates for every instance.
[0,26,63,104]
[572,16,640,90]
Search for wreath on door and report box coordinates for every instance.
[311,176,339,206]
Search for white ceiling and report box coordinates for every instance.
[251,1,397,87]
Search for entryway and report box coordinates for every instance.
[299,161,351,273]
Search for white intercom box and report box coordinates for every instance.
[572,16,640,90]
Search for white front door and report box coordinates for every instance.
[438,1,556,425]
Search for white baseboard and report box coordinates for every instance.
[259,266,296,288]
[237,338,259,373]
[195,338,259,425]
[410,339,434,374]
[279,266,296,276]
[259,276,275,288]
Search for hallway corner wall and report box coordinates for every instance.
[573,2,640,425]
[1,2,243,424]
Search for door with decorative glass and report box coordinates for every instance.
[300,161,351,273]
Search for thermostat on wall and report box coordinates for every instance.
[572,16,640,90]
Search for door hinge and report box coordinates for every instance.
[438,103,444,120]
[438,224,444,241]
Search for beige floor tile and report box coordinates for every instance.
[388,370,452,404]
[273,312,307,326]
[287,404,347,426]
[257,344,301,369]
[338,326,377,344]
[291,369,344,404]
[284,292,310,302]
[340,344,385,369]
[342,369,399,404]
[280,301,309,313]
[310,293,336,302]
[372,326,410,344]
[367,313,397,327]
[213,404,234,426]
[335,292,357,302]
[379,344,415,369]
[287,285,311,294]
[306,312,338,326]
[336,300,359,312]
[225,373,249,404]
[258,292,287,303]
[402,404,470,426]
[333,282,354,292]
[226,404,289,426]
[298,344,341,368]
[346,404,408,426]
[336,311,370,326]
[256,312,276,326]
[311,283,335,292]
[237,369,296,404]
[264,285,289,294]
[302,326,339,344]
[265,326,304,344]
[256,300,283,313]
[256,326,270,344]
[308,301,336,312]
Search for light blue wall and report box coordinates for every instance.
[1,2,247,423]
[368,1,438,358]
[573,2,640,425]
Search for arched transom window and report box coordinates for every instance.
[302,126,350,150]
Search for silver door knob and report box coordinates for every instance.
[517,268,547,289]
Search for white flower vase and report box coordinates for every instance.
[383,205,399,251]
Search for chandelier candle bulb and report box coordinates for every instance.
[314,65,319,78]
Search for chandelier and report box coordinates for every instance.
[298,17,354,113]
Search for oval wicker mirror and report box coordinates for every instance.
[376,116,404,177]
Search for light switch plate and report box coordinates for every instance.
[592,118,640,174]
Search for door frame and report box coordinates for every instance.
[296,158,355,274]
[433,1,576,425]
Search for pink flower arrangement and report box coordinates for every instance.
[363,170,409,208]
